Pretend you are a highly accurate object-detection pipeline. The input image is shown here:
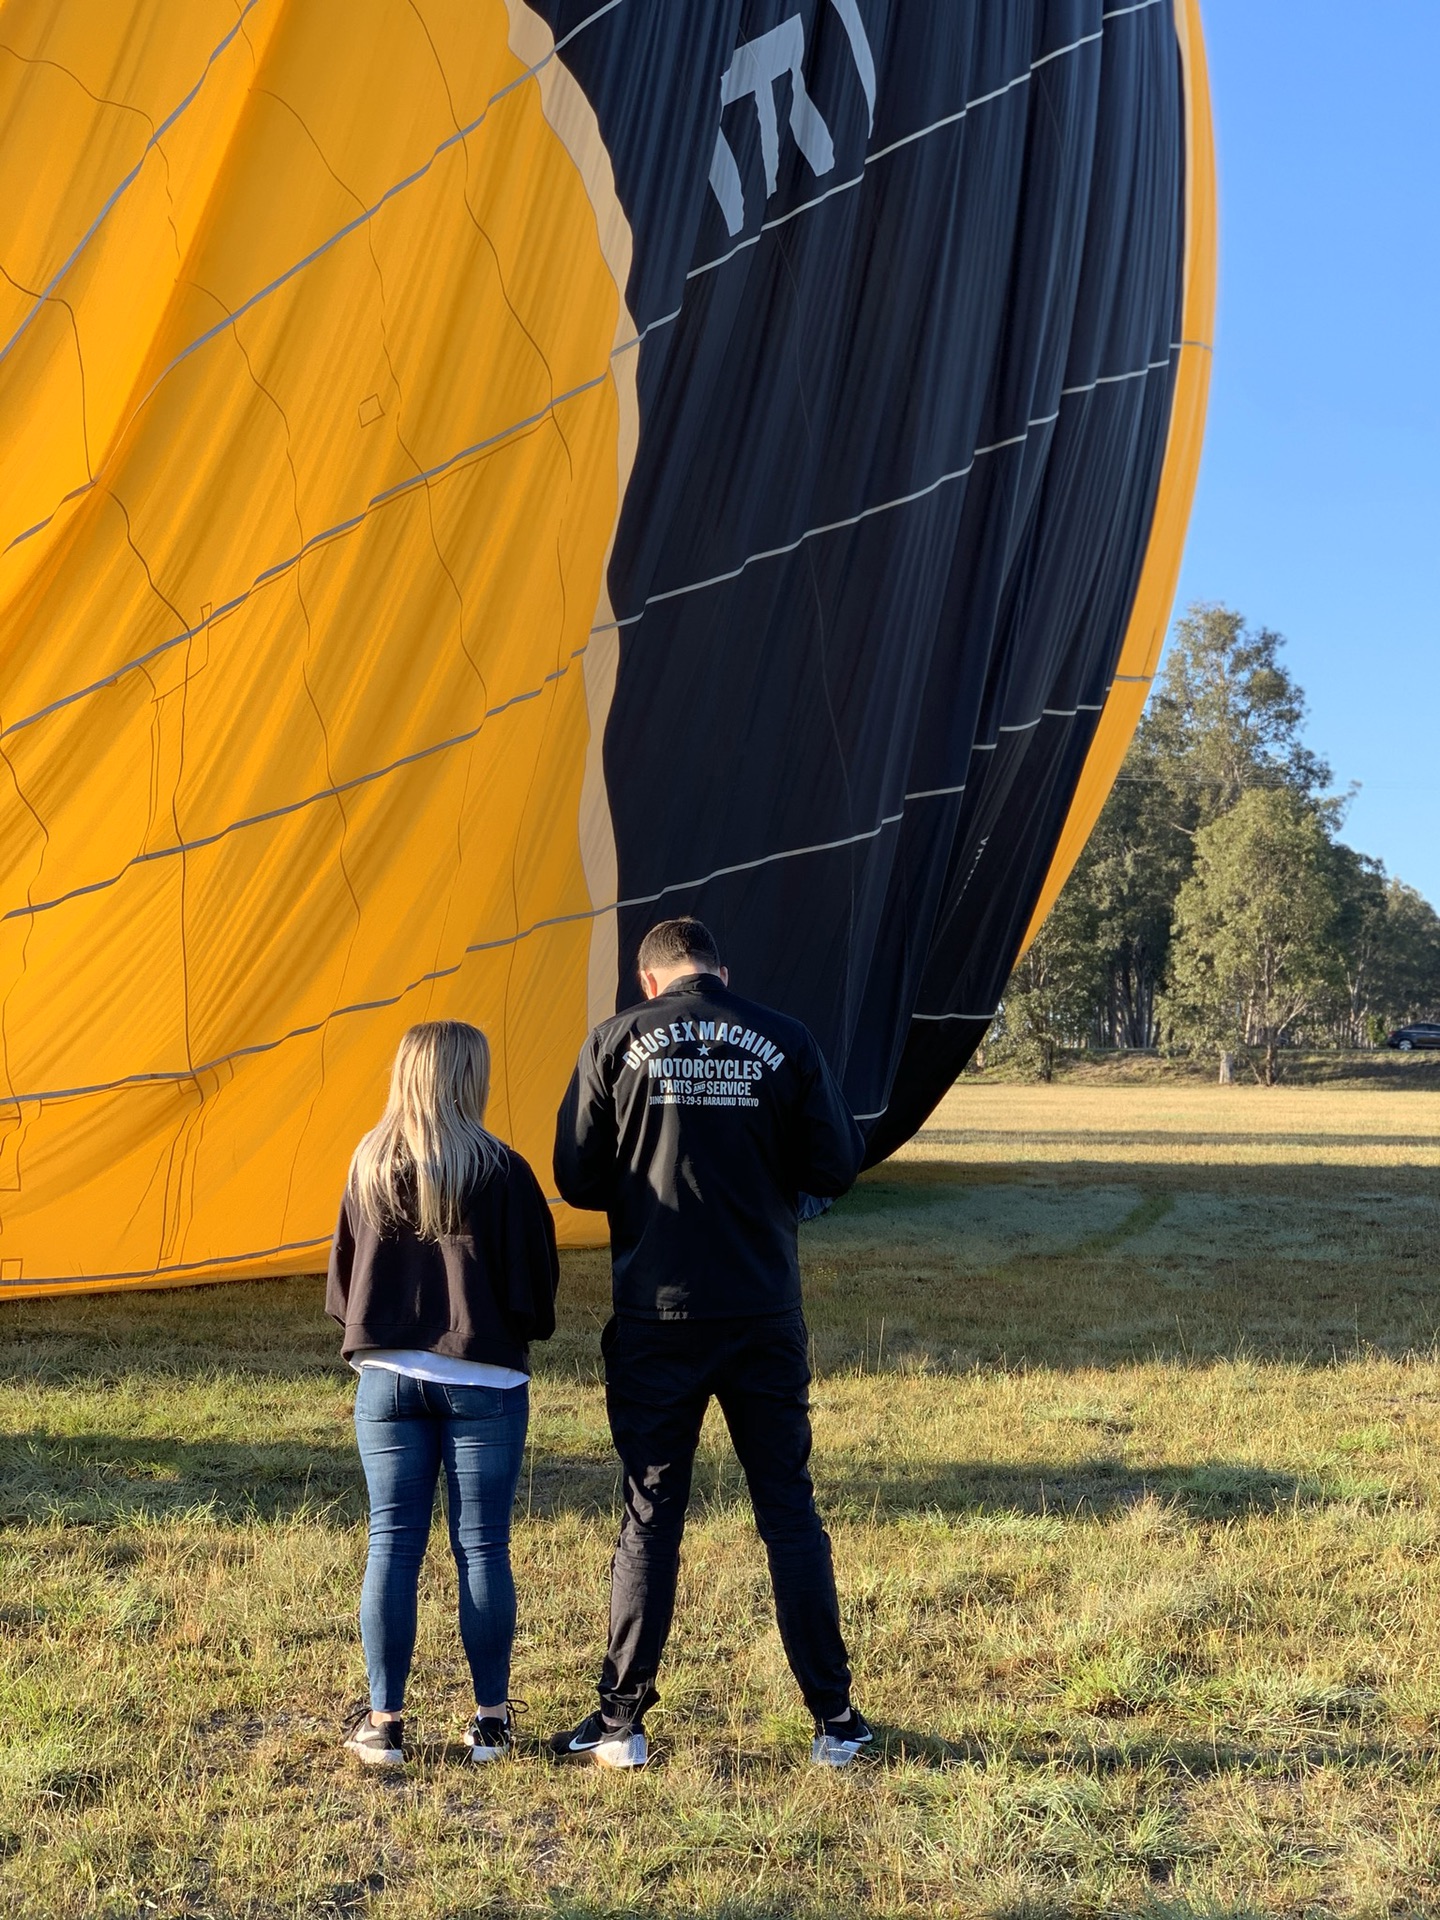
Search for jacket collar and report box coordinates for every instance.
[654,972,726,999]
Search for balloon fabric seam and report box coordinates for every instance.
[2,339,1185,749]
[0,318,1189,938]
[0,0,264,371]
[4,775,1001,1111]
[2,0,1163,573]
[0,0,627,560]
[0,0,1212,1285]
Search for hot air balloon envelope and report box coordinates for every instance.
[0,0,1214,1295]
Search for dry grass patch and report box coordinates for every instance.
[901,1080,1440,1170]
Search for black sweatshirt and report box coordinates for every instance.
[325,1150,559,1369]
[553,974,864,1320]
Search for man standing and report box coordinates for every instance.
[548,917,870,1769]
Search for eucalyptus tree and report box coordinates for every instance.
[1159,789,1346,1084]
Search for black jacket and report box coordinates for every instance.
[326,1149,559,1368]
[553,974,864,1319]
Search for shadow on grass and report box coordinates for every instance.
[0,1428,367,1526]
[0,1260,612,1388]
[523,1455,1349,1524]
[0,1427,1357,1529]
[541,1897,1272,1919]
[6,1153,1440,1385]
[844,1155,1440,1194]
[814,1457,1341,1522]
[807,1158,1440,1370]
[914,1128,1440,1153]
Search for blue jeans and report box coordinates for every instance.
[353,1368,528,1712]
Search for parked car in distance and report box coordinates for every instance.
[1386,1023,1440,1051]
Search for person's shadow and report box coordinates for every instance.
[0,1427,366,1527]
[1,1426,1335,1530]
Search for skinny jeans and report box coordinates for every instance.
[599,1310,851,1724]
[352,1367,528,1712]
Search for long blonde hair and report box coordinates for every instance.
[350,1022,506,1239]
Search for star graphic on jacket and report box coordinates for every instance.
[697,1044,711,1056]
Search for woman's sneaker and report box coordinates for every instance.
[464,1705,518,1763]
[811,1706,874,1768]
[342,1704,406,1769]
[547,1710,648,1769]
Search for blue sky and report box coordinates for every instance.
[1172,0,1440,903]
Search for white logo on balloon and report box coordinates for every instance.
[708,0,877,237]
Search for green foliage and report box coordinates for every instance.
[1369,877,1440,1029]
[987,877,1103,1081]
[1158,789,1346,1082]
[998,602,1440,1076]
[1141,602,1332,824]
[1063,726,1190,1048]
[1326,840,1389,1044]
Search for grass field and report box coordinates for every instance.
[4,1080,1440,1918]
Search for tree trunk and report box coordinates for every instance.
[1263,1036,1279,1086]
[1117,955,1135,1049]
[1218,1051,1235,1085]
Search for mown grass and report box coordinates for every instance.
[4,1083,1440,1917]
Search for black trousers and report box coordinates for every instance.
[598,1310,852,1724]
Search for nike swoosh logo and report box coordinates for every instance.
[568,1736,599,1751]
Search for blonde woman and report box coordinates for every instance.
[326,1021,558,1768]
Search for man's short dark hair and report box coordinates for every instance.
[637,917,722,976]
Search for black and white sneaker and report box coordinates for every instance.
[810,1706,875,1768]
[464,1703,518,1763]
[547,1710,648,1769]
[342,1703,406,1769]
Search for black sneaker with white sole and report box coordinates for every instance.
[342,1702,406,1769]
[810,1706,874,1768]
[464,1703,519,1763]
[547,1709,648,1769]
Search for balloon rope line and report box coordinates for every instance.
[594,349,1183,637]
[12,1181,565,1287]
[0,0,265,371]
[684,0,1162,289]
[2,340,1179,929]
[2,649,591,925]
[1,774,981,1111]
[0,374,606,734]
[3,0,1172,721]
[3,1233,334,1289]
[3,0,1164,573]
[0,0,628,558]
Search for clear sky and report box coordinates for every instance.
[1172,0,1440,903]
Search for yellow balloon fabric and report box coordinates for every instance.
[0,0,633,1289]
[0,0,1213,1297]
[1022,0,1216,947]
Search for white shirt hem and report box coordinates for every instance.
[351,1348,529,1389]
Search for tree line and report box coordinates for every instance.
[996,604,1440,1083]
